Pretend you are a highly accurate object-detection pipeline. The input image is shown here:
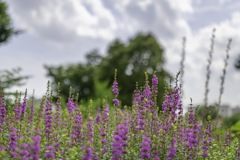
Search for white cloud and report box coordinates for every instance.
[219,0,232,5]
[168,0,193,13]
[233,73,240,81]
[137,0,152,11]
[8,0,117,44]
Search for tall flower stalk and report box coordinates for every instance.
[0,88,6,137]
[179,37,186,98]
[216,39,232,122]
[20,89,27,120]
[112,69,120,107]
[28,90,35,124]
[44,81,54,146]
[203,28,216,123]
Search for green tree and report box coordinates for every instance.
[97,32,172,108]
[44,63,95,102]
[197,105,218,121]
[85,49,102,66]
[224,111,240,127]
[45,33,172,109]
[0,67,30,98]
[0,0,21,44]
[44,49,103,102]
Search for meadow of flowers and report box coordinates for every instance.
[0,68,239,160]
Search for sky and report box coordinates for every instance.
[1,0,240,110]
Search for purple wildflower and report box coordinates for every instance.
[111,124,129,160]
[100,139,107,144]
[134,82,142,107]
[14,101,21,123]
[0,146,6,151]
[29,136,41,159]
[86,117,94,144]
[7,126,18,152]
[112,70,119,106]
[82,146,93,160]
[44,152,55,159]
[28,96,35,124]
[20,143,28,148]
[45,145,55,159]
[112,81,119,95]
[201,152,208,157]
[20,95,27,118]
[201,124,212,158]
[45,100,53,140]
[167,145,177,159]
[54,101,61,130]
[0,95,6,129]
[224,131,232,146]
[20,150,29,156]
[67,97,75,117]
[140,135,151,159]
[96,114,101,125]
[74,113,83,142]
[113,99,119,106]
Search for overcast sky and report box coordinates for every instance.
[1,0,240,109]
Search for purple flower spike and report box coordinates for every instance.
[112,82,119,95]
[96,114,101,125]
[113,99,120,106]
[167,145,177,158]
[0,94,6,128]
[112,70,120,106]
[224,131,232,146]
[45,100,53,141]
[8,127,18,152]
[29,135,41,159]
[45,144,55,159]
[14,102,21,123]
[20,97,27,118]
[67,97,75,116]
[201,152,208,157]
[28,97,35,124]
[45,152,55,159]
[82,146,93,160]
[111,124,129,160]
[140,135,151,159]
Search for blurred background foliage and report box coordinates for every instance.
[0,67,30,108]
[1,0,240,127]
[224,111,240,127]
[0,0,22,45]
[0,68,30,95]
[44,32,172,109]
[0,0,27,101]
[197,105,218,121]
[0,0,13,44]
[231,120,240,133]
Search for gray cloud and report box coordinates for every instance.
[1,0,240,108]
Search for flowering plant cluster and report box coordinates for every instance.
[0,71,239,160]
